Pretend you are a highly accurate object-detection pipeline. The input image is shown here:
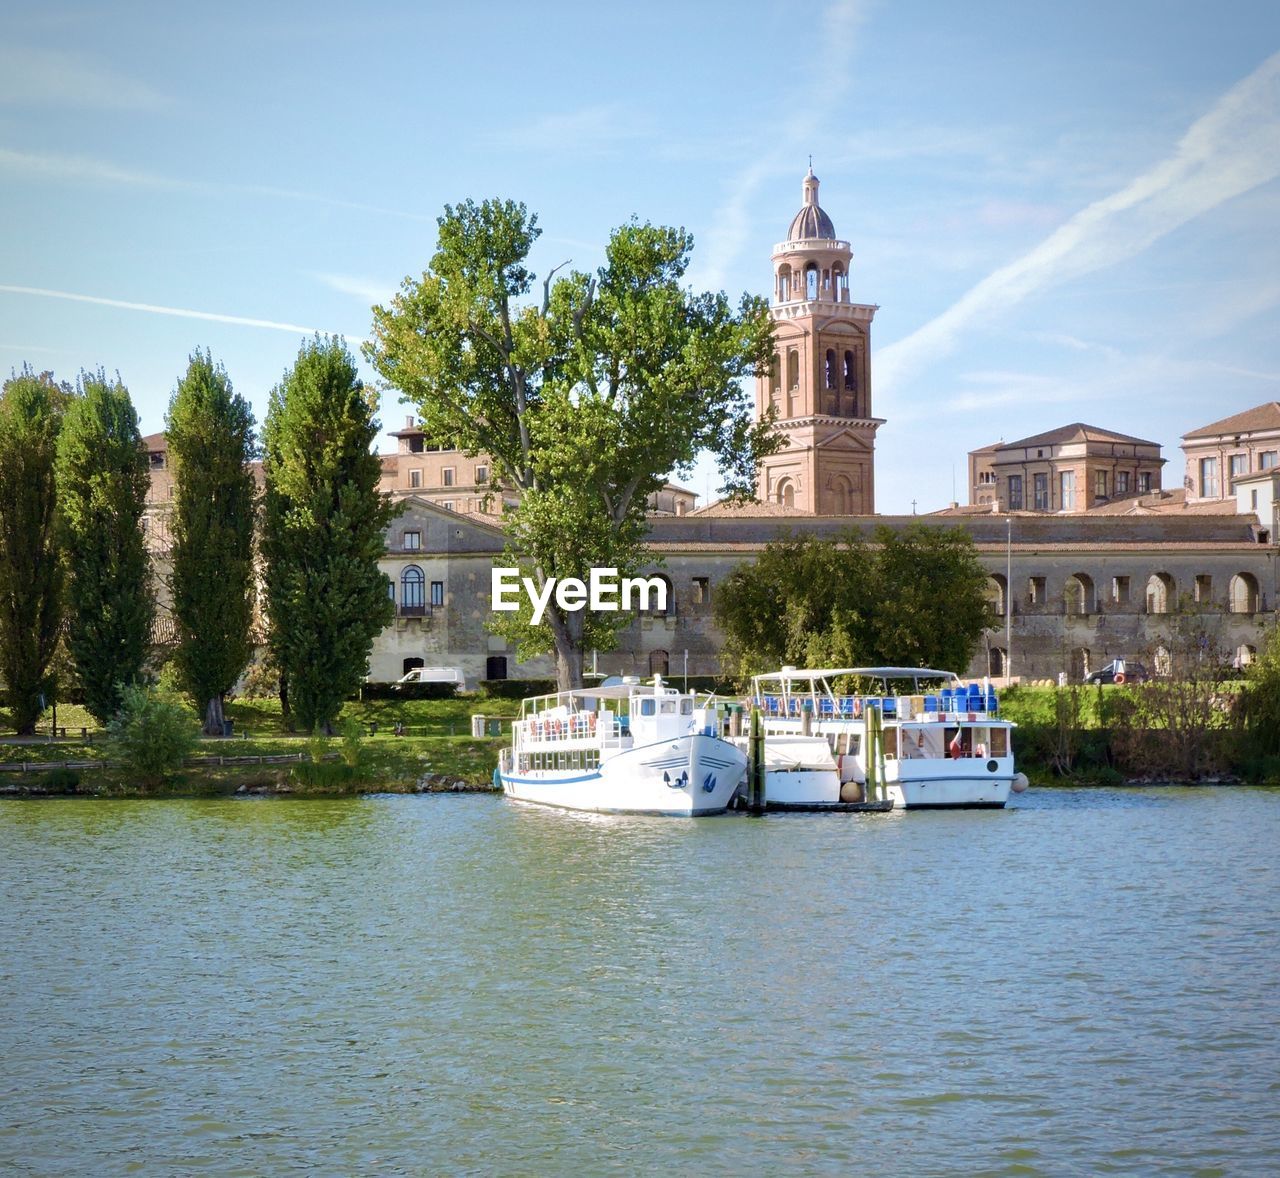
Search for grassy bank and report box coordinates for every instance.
[0,695,526,797]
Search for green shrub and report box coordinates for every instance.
[106,684,198,787]
[290,760,357,789]
[479,678,557,699]
[42,765,80,792]
[339,717,363,768]
[358,681,459,701]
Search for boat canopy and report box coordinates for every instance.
[753,667,961,686]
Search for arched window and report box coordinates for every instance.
[776,478,796,508]
[787,349,799,390]
[1070,647,1090,681]
[1065,573,1095,615]
[1146,572,1174,615]
[987,574,1008,617]
[777,265,791,302]
[402,656,424,676]
[843,350,858,416]
[833,263,847,301]
[401,565,425,612]
[825,349,836,390]
[651,575,674,617]
[805,264,819,300]
[770,353,780,393]
[1229,572,1260,614]
[649,649,670,677]
[988,647,1007,678]
[822,268,831,292]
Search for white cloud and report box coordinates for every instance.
[0,47,166,110]
[0,147,189,188]
[0,146,434,221]
[488,104,649,154]
[309,272,398,305]
[877,52,1280,394]
[0,284,366,343]
[690,0,870,291]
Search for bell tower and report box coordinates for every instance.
[756,166,882,514]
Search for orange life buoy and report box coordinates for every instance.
[1114,672,1126,685]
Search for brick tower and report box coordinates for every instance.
[756,167,882,514]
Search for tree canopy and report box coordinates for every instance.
[714,523,991,678]
[166,351,257,735]
[365,198,776,688]
[262,336,397,733]
[0,369,70,733]
[55,372,154,722]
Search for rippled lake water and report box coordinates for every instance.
[2,789,1278,1175]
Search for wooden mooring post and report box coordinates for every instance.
[747,706,766,813]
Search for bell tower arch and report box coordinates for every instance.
[756,166,883,514]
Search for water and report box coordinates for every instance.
[2,790,1278,1175]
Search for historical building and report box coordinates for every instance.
[1182,401,1280,503]
[968,424,1165,513]
[377,417,697,517]
[138,170,1278,691]
[755,167,882,514]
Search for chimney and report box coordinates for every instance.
[405,415,415,429]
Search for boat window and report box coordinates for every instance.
[882,728,898,759]
[680,699,693,715]
[990,728,1008,757]
[640,699,656,716]
[660,701,676,714]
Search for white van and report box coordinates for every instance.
[394,667,467,692]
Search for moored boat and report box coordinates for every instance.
[749,667,1028,810]
[497,676,746,816]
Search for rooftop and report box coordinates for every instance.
[1182,401,1280,440]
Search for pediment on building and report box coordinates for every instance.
[390,494,507,554]
[812,424,881,453]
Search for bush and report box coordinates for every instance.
[42,766,80,792]
[290,760,358,789]
[358,681,459,701]
[478,678,557,699]
[106,684,199,787]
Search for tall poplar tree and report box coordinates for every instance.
[262,336,396,733]
[166,351,257,735]
[56,372,154,723]
[0,369,70,733]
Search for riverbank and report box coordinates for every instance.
[0,695,522,798]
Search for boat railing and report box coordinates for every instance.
[754,685,1001,721]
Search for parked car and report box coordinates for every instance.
[1084,659,1148,685]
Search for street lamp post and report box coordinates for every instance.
[1005,515,1013,684]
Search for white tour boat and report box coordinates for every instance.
[497,676,746,816]
[749,667,1029,810]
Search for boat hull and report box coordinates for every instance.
[887,769,1014,809]
[500,733,746,816]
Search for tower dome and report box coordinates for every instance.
[787,165,836,241]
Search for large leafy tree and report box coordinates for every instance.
[166,351,257,735]
[365,198,776,689]
[262,336,396,734]
[0,369,70,733]
[715,524,990,678]
[56,372,154,722]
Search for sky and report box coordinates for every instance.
[3,0,1280,513]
